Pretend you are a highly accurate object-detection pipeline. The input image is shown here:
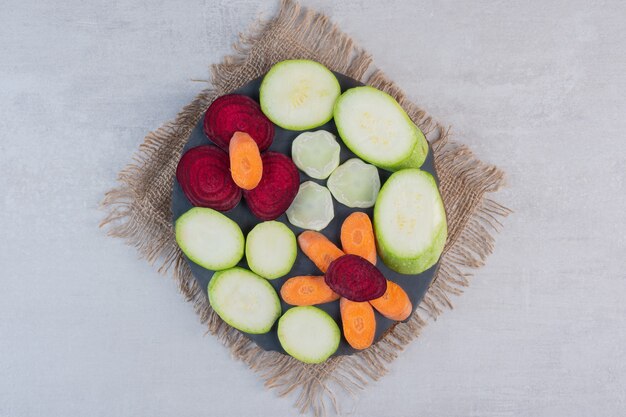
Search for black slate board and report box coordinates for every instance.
[171,72,441,356]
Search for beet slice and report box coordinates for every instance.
[325,255,387,302]
[244,152,299,220]
[176,145,242,211]
[203,94,274,151]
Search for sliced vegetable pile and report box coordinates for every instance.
[283,214,413,353]
[174,59,448,363]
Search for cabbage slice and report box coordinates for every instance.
[291,130,341,180]
[327,158,380,208]
[286,181,334,231]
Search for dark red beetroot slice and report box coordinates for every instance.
[176,145,242,211]
[203,94,274,152]
[325,255,387,302]
[243,152,299,220]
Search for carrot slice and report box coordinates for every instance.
[229,131,263,190]
[340,212,376,265]
[280,276,340,306]
[340,298,376,350]
[297,231,345,273]
[369,280,413,321]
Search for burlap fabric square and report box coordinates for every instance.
[101,1,510,415]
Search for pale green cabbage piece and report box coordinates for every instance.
[291,130,341,179]
[327,158,380,208]
[286,181,334,231]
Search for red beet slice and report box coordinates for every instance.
[244,152,299,220]
[325,255,387,302]
[203,94,274,151]
[176,145,242,211]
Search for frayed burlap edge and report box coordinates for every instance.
[100,1,511,415]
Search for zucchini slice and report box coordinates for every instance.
[334,86,428,171]
[260,60,341,130]
[374,169,447,274]
[175,207,244,270]
[245,221,297,279]
[277,306,340,363]
[208,267,281,334]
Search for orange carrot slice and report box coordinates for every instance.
[280,276,340,306]
[229,131,263,190]
[340,298,376,350]
[297,231,345,273]
[340,212,376,264]
[369,280,413,321]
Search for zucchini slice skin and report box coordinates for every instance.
[260,60,341,130]
[374,169,447,274]
[334,86,428,171]
[245,221,297,279]
[208,267,281,334]
[175,207,244,271]
[277,306,340,363]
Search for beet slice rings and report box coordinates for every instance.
[325,254,387,302]
[243,152,300,220]
[175,145,242,211]
[203,94,274,152]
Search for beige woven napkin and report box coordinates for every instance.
[101,1,510,415]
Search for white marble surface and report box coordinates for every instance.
[1,1,625,416]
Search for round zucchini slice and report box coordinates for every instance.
[260,60,341,130]
[277,306,340,363]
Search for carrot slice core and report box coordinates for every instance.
[340,212,376,264]
[297,231,345,273]
[229,131,263,190]
[340,298,376,350]
[281,276,340,306]
[369,280,413,321]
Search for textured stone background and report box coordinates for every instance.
[1,1,625,416]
